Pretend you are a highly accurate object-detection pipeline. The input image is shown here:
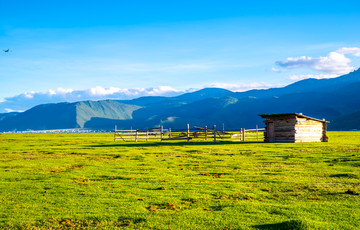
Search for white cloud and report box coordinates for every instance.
[206,82,277,92]
[336,47,360,56]
[288,74,338,82]
[48,89,56,95]
[24,92,35,99]
[89,86,122,96]
[271,67,285,73]
[276,47,360,75]
[87,86,181,97]
[145,86,181,96]
[57,88,74,94]
[4,108,24,113]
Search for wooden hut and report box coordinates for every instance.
[259,113,328,143]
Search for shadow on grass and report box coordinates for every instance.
[209,205,231,211]
[330,173,358,178]
[89,141,267,148]
[254,220,309,230]
[117,216,146,224]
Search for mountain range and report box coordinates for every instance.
[1,69,360,132]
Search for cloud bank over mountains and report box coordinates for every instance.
[0,82,279,113]
[206,82,277,92]
[1,82,266,113]
[0,86,182,113]
[276,47,360,80]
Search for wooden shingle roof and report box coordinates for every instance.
[259,113,328,123]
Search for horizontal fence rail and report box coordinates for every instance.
[114,124,265,143]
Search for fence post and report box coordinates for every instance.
[240,129,242,141]
[187,124,190,142]
[146,129,149,141]
[114,125,117,142]
[161,126,163,142]
[256,125,258,141]
[242,128,245,142]
[169,128,172,139]
[205,126,208,141]
[131,127,133,141]
[222,123,225,138]
[214,125,217,143]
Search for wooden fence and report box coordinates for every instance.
[114,124,265,142]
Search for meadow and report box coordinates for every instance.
[0,132,359,229]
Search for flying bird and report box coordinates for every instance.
[3,49,10,52]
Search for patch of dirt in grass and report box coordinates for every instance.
[157,202,178,210]
[73,178,91,186]
[342,148,359,152]
[97,175,134,180]
[73,175,134,184]
[146,205,158,212]
[212,193,248,200]
[181,198,205,208]
[182,198,199,204]
[199,172,228,178]
[66,164,85,170]
[50,164,85,173]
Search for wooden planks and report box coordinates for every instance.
[262,114,328,143]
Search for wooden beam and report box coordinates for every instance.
[214,125,217,142]
[187,124,190,143]
[205,126,208,140]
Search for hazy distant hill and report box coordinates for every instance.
[236,69,360,99]
[0,112,19,121]
[329,110,360,131]
[1,69,359,131]
[0,100,140,131]
[174,88,235,103]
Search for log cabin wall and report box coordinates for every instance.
[294,117,325,142]
[268,115,297,143]
[261,113,328,143]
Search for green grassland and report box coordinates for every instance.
[0,132,359,229]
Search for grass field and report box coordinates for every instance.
[0,132,359,229]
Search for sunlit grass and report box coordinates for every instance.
[0,132,359,229]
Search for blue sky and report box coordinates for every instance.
[1,0,360,112]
